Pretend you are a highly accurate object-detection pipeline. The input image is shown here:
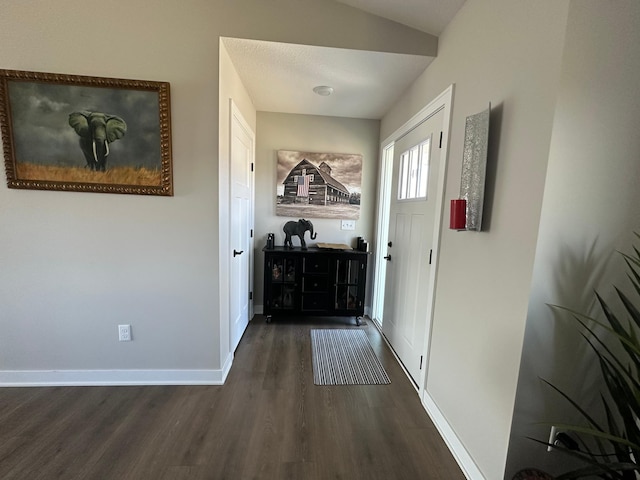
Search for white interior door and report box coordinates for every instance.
[382,108,444,385]
[230,100,255,352]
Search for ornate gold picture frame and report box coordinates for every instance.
[0,69,172,195]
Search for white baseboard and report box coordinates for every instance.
[422,391,485,480]
[0,353,234,387]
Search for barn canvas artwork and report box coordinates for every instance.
[276,150,362,219]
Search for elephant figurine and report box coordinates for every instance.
[283,219,317,249]
[69,111,127,171]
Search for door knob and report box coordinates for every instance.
[384,255,391,261]
[387,241,393,247]
[233,249,244,257]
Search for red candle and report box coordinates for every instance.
[450,199,467,230]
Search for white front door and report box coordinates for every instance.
[230,101,255,352]
[382,108,444,385]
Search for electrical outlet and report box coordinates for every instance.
[547,426,558,452]
[341,220,356,230]
[118,324,132,342]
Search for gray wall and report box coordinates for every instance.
[506,1,640,477]
[0,0,428,382]
[253,112,380,311]
[4,0,638,477]
[381,0,570,477]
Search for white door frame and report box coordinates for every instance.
[229,98,255,352]
[373,84,454,392]
[371,143,394,326]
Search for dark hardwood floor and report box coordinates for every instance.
[0,317,465,479]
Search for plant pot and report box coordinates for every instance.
[512,469,554,480]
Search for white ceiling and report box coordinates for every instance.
[334,0,466,36]
[223,0,466,120]
[223,38,434,120]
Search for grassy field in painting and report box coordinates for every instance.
[16,162,162,186]
[276,203,360,219]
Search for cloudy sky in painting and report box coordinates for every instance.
[7,80,161,169]
[276,150,363,195]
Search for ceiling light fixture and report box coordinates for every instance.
[313,85,334,96]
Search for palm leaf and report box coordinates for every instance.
[535,236,640,478]
[621,250,640,270]
[616,287,640,332]
[557,463,639,480]
[601,393,623,451]
[577,324,640,391]
[596,293,640,361]
[623,258,640,298]
[550,304,640,356]
[540,379,603,430]
[598,360,640,462]
[528,438,632,479]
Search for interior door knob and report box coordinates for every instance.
[233,249,244,257]
[384,255,391,261]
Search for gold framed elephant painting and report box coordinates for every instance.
[0,69,172,195]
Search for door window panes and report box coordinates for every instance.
[397,139,430,200]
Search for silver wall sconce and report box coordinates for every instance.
[450,103,491,231]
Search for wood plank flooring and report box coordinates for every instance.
[0,317,465,479]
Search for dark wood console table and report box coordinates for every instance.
[262,246,368,325]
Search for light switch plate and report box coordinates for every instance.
[341,220,356,230]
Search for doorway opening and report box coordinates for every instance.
[371,85,454,391]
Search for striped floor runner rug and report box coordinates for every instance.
[311,329,391,385]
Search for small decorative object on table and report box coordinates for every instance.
[266,233,275,249]
[283,218,316,249]
[317,243,351,250]
[356,237,369,252]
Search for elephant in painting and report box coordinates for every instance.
[69,111,127,171]
[283,219,317,249]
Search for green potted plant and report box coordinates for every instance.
[532,234,640,479]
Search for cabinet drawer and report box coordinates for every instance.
[303,257,328,273]
[301,293,329,311]
[302,276,328,292]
